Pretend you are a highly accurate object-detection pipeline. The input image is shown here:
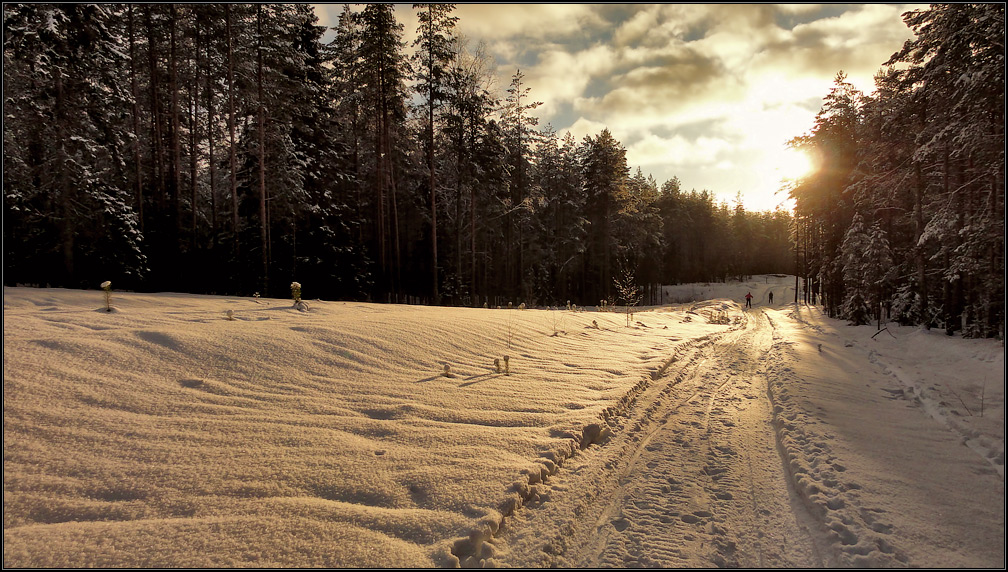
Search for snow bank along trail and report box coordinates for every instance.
[3,287,726,567]
[765,304,1004,567]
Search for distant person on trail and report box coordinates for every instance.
[768,291,774,304]
[744,292,753,308]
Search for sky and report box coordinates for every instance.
[312,4,928,212]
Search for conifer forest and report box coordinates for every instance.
[3,4,1004,338]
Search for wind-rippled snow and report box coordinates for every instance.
[3,277,1003,567]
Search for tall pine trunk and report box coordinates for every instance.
[54,67,75,283]
[428,81,439,304]
[169,5,182,258]
[257,5,268,295]
[146,8,164,212]
[226,5,239,265]
[128,6,144,233]
[205,22,217,250]
[189,25,199,253]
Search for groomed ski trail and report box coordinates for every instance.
[496,306,829,567]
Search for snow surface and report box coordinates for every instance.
[3,276,1004,567]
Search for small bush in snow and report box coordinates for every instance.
[613,266,642,327]
[548,308,565,336]
[494,358,502,373]
[291,282,310,311]
[503,355,510,375]
[226,309,235,321]
[100,281,112,312]
[443,363,453,377]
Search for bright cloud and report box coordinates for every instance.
[311,3,927,212]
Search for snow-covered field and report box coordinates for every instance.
[3,276,1004,567]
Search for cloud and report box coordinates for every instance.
[519,44,615,118]
[751,4,927,92]
[309,3,926,211]
[625,133,733,171]
[454,4,603,46]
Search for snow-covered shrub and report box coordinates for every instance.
[503,355,510,375]
[841,213,893,327]
[842,289,871,326]
[443,363,453,378]
[494,358,501,373]
[890,283,923,327]
[290,282,310,311]
[100,281,112,312]
[226,309,235,321]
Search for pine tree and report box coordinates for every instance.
[789,72,863,316]
[412,4,457,303]
[358,4,409,300]
[840,213,872,325]
[3,4,146,288]
[581,129,630,302]
[888,4,1005,336]
[501,69,543,299]
[441,35,498,303]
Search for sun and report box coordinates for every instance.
[747,145,814,212]
[776,146,815,181]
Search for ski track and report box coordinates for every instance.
[484,307,836,568]
[485,299,999,569]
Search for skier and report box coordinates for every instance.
[768,291,774,304]
[744,291,752,308]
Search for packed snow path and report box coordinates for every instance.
[496,308,827,567]
[495,304,1004,568]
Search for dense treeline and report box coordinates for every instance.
[2,3,795,306]
[791,4,1004,338]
